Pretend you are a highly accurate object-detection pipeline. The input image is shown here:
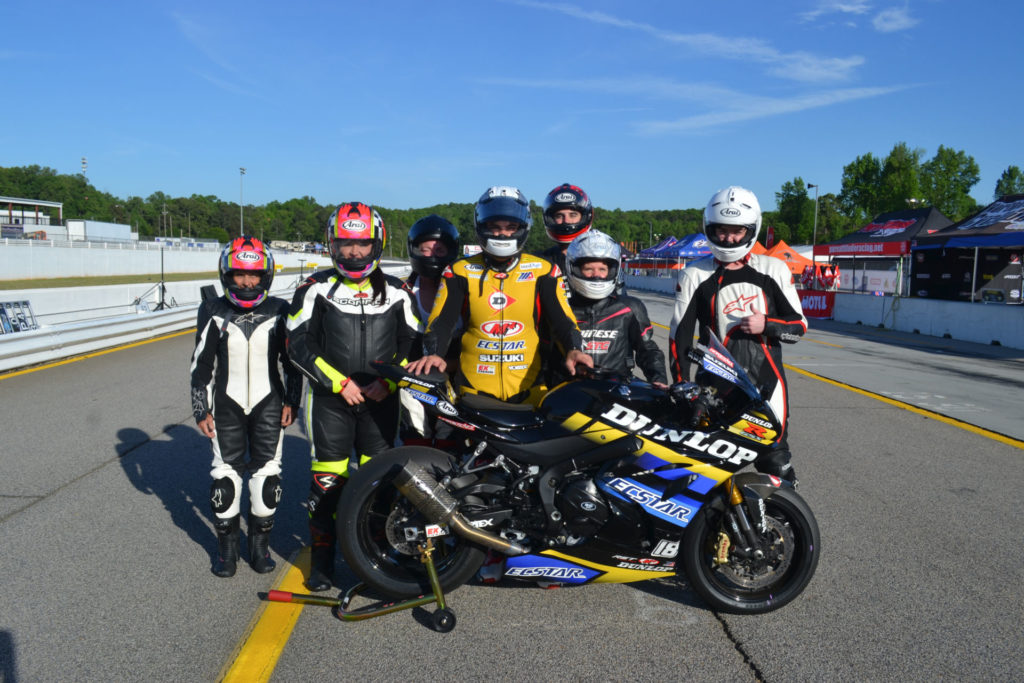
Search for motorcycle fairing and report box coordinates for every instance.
[503,554,603,584]
[597,476,701,529]
[534,549,678,584]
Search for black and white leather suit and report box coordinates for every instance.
[190,295,302,521]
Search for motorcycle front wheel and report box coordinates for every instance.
[337,446,487,598]
[681,488,820,614]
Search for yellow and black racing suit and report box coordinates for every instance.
[424,252,583,404]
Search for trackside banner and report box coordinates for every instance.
[798,290,835,319]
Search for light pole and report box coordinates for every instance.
[239,167,246,234]
[807,183,819,263]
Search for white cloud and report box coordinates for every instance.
[636,86,907,134]
[477,75,908,134]
[505,0,864,83]
[800,1,873,23]
[873,7,919,32]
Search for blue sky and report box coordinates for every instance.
[3,1,1020,212]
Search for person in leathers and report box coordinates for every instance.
[190,236,302,577]
[400,214,461,448]
[287,203,419,591]
[406,186,592,403]
[669,186,806,484]
[549,229,667,388]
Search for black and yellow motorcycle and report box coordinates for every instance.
[336,334,819,618]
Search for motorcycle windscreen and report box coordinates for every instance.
[694,333,763,419]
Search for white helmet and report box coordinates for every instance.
[703,186,762,263]
[566,229,620,299]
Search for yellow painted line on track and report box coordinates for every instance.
[0,328,195,380]
[786,364,1024,451]
[219,548,310,682]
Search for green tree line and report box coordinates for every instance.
[3,150,1022,254]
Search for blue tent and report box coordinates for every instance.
[652,233,711,259]
[638,236,678,257]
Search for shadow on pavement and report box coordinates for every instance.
[118,423,312,570]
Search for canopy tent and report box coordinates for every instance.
[764,240,814,278]
[814,207,953,258]
[911,195,1024,303]
[637,236,678,256]
[912,194,1024,250]
[652,233,711,259]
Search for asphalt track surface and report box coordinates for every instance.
[1,292,1022,682]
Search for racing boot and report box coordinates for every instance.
[757,449,798,487]
[305,523,335,592]
[248,514,276,574]
[212,516,240,578]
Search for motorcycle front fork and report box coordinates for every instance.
[722,480,767,561]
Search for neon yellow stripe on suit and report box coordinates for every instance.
[314,357,348,394]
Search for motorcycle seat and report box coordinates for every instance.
[459,393,542,429]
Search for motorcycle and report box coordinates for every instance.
[335,334,820,616]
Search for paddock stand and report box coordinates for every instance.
[264,538,457,633]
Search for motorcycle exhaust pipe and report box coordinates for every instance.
[394,461,529,556]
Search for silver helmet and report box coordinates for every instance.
[566,229,620,299]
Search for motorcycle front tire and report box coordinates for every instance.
[681,487,820,614]
[337,446,487,599]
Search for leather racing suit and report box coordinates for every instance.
[190,295,302,521]
[550,291,667,386]
[669,254,806,451]
[287,269,419,532]
[424,252,583,403]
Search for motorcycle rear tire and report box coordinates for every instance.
[681,487,820,614]
[337,446,487,599]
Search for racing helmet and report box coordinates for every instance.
[566,229,620,299]
[474,186,531,259]
[703,186,762,263]
[326,202,386,279]
[543,183,593,244]
[219,236,274,310]
[407,214,460,279]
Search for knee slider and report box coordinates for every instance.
[307,470,345,516]
[249,474,282,517]
[210,477,238,516]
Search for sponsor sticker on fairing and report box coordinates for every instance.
[435,400,458,416]
[405,389,438,405]
[425,524,449,538]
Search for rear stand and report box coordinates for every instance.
[264,539,456,632]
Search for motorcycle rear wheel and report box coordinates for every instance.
[682,488,820,614]
[337,447,487,599]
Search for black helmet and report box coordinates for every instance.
[474,186,531,259]
[408,214,460,279]
[543,183,593,244]
[219,236,274,310]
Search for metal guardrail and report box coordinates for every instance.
[0,306,198,373]
[1,237,219,250]
[0,264,412,374]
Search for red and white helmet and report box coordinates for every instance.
[543,183,593,244]
[219,236,274,309]
[702,186,762,263]
[326,202,386,279]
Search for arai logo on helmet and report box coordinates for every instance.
[236,251,261,262]
[341,219,367,231]
[555,192,577,203]
[720,208,742,218]
[480,320,524,337]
